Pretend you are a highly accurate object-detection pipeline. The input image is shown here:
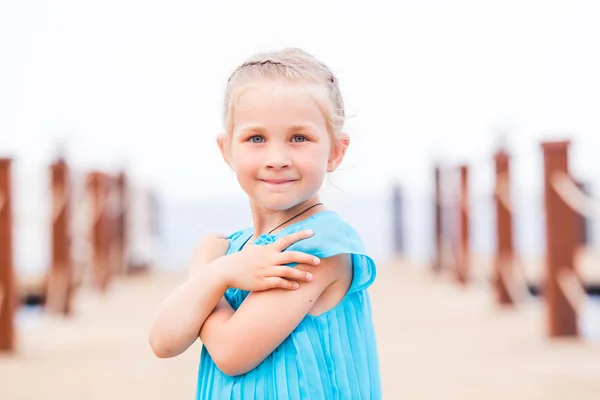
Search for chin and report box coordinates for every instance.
[259,199,299,212]
[255,194,313,212]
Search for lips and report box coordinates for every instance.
[260,179,298,185]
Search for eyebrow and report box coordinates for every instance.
[234,124,318,136]
[235,126,267,136]
[288,125,317,134]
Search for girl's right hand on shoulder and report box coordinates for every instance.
[213,229,320,292]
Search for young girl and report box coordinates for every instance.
[149,47,382,399]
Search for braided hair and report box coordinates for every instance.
[223,48,345,138]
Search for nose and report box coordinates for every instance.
[265,143,291,170]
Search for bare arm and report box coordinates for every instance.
[199,254,349,376]
[148,266,228,358]
[149,234,232,358]
[148,230,319,359]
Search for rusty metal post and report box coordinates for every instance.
[46,157,72,315]
[541,141,578,337]
[88,171,110,293]
[115,172,127,275]
[107,175,118,277]
[456,165,469,285]
[0,158,15,352]
[433,165,442,273]
[494,150,514,305]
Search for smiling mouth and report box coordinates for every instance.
[260,179,298,185]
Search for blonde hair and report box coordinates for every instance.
[223,47,346,138]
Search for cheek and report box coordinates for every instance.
[231,148,257,173]
[302,146,330,174]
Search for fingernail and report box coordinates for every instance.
[313,257,320,265]
[306,272,313,280]
[293,282,299,288]
[305,229,313,236]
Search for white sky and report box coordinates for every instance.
[2,0,600,203]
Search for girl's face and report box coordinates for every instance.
[220,80,347,211]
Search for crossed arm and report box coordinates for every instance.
[149,253,346,375]
[200,255,345,376]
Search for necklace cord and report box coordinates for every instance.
[267,203,324,234]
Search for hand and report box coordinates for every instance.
[189,233,231,276]
[212,229,320,292]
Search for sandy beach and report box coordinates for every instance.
[1,263,599,399]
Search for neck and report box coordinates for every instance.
[249,196,324,237]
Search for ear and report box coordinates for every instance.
[327,133,350,172]
[217,134,235,170]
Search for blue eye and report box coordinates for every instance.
[291,135,307,143]
[248,135,265,143]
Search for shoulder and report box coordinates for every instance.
[278,211,366,257]
[224,227,253,254]
[227,227,252,241]
[278,210,376,293]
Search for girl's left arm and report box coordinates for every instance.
[199,253,347,376]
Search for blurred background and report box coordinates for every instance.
[1,0,599,398]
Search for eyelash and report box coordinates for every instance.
[247,135,309,143]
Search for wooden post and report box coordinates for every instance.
[88,171,110,293]
[46,157,72,315]
[541,141,578,337]
[494,150,514,305]
[456,165,469,285]
[0,158,15,352]
[433,165,442,273]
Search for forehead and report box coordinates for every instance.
[231,80,329,135]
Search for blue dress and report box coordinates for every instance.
[196,210,382,399]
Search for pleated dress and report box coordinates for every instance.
[196,210,382,399]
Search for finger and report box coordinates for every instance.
[277,251,320,266]
[266,266,314,282]
[272,229,314,251]
[265,277,300,290]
